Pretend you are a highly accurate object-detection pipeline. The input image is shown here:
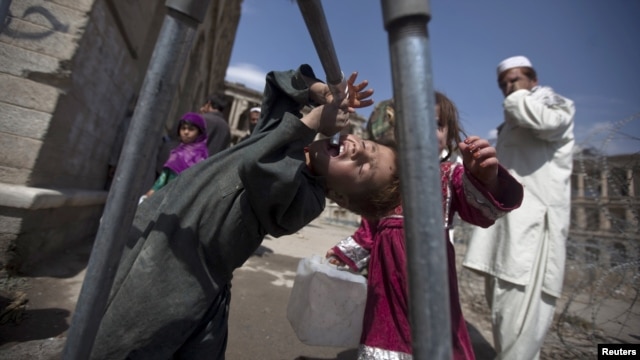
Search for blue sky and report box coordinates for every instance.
[225,0,639,155]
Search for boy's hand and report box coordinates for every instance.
[309,71,374,111]
[304,71,373,136]
[345,72,374,110]
[459,136,499,193]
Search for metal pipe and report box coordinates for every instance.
[297,0,343,86]
[381,0,452,359]
[62,1,209,358]
[296,0,345,145]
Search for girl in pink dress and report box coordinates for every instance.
[327,93,524,360]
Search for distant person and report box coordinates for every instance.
[142,112,208,200]
[200,94,231,156]
[89,66,396,359]
[463,55,576,360]
[326,93,523,360]
[155,95,229,178]
[239,106,261,142]
[364,98,395,147]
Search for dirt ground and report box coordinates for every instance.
[0,219,633,359]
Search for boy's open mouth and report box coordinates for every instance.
[328,143,344,158]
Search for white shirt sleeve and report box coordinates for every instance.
[503,86,575,142]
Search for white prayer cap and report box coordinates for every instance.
[496,56,533,76]
[250,107,261,113]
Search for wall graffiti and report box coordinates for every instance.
[1,5,69,39]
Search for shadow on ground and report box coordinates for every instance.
[0,308,70,345]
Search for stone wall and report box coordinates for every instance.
[0,0,241,274]
[0,0,368,275]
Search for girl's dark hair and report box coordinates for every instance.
[177,120,203,137]
[435,91,466,162]
[207,94,227,112]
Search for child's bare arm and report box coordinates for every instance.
[300,101,350,136]
[458,136,500,195]
[302,72,374,136]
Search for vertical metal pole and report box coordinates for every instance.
[296,0,345,94]
[62,1,209,358]
[296,0,346,145]
[381,0,452,359]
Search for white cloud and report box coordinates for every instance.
[225,63,267,92]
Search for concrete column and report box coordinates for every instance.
[575,172,587,229]
[577,172,585,197]
[599,169,611,230]
[625,168,638,229]
[229,98,247,131]
[229,98,249,144]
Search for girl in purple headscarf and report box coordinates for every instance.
[144,112,208,199]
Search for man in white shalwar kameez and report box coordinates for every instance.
[463,56,575,360]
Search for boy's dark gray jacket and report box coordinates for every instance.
[91,65,326,359]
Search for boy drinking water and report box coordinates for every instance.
[90,65,399,359]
